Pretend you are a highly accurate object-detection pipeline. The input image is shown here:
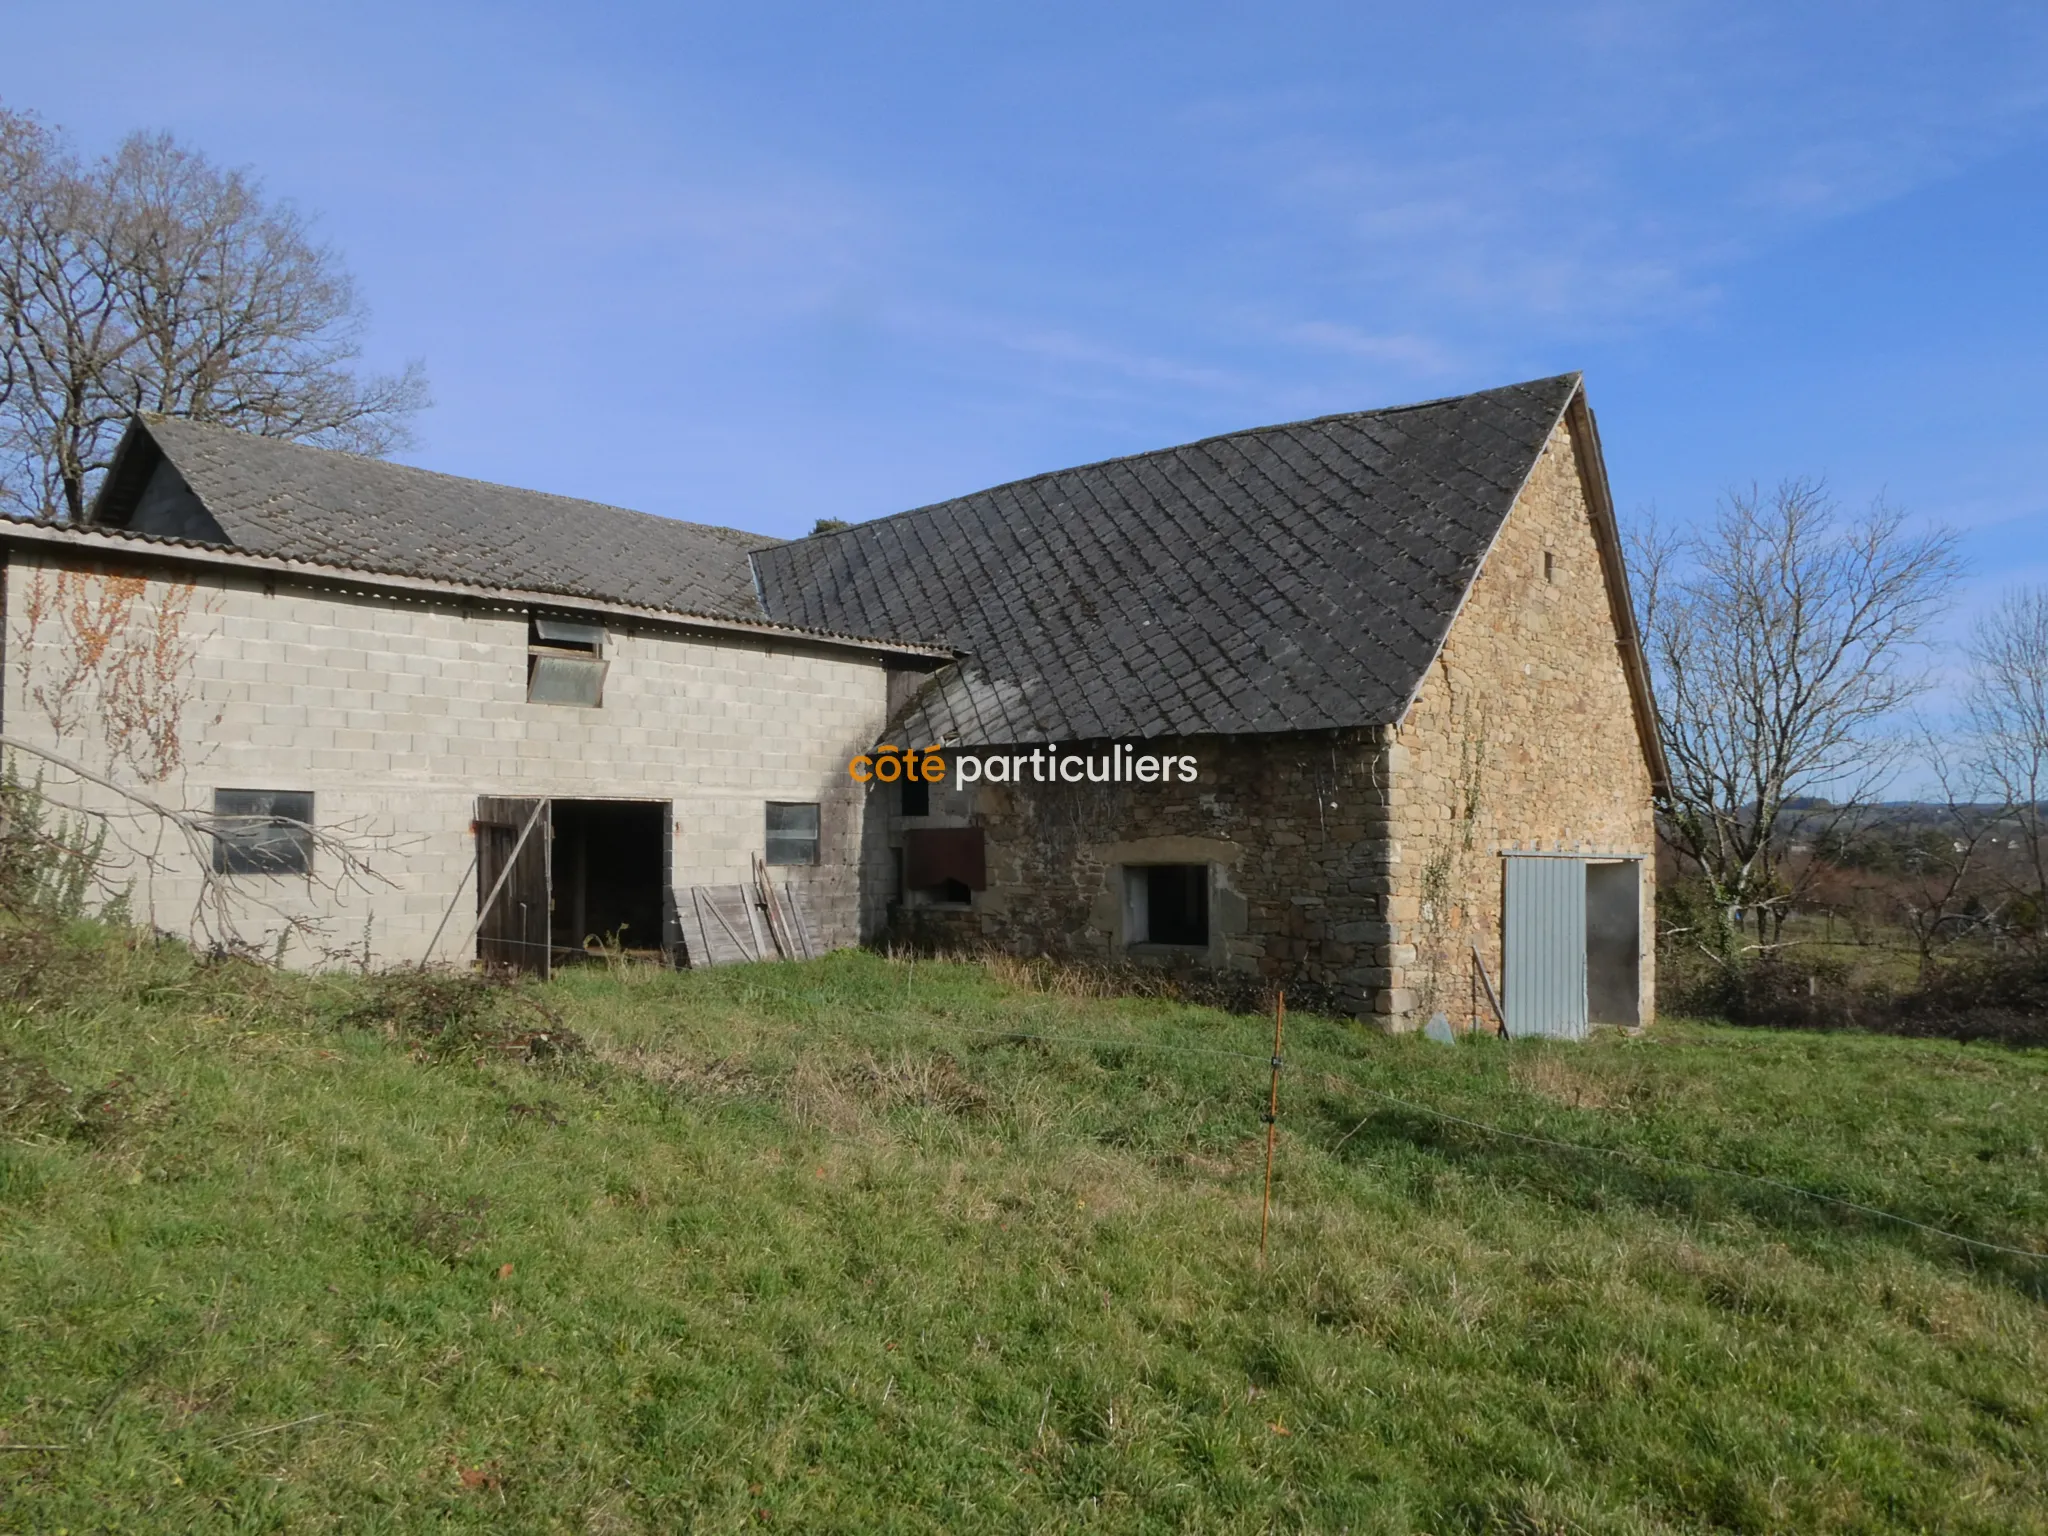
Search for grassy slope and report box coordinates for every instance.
[1,931,2045,1534]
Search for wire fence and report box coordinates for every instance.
[511,961,2048,1269]
[1326,1084,2048,1264]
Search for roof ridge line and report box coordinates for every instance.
[136,413,781,551]
[781,372,1584,546]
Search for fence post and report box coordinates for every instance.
[1259,990,1286,1267]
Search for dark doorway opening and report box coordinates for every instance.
[1585,859,1642,1026]
[1127,864,1210,946]
[549,799,668,962]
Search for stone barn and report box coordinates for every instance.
[758,372,1668,1034]
[1,372,1662,1034]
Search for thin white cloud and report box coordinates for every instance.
[1274,322,1458,374]
[882,300,1252,399]
[994,326,1244,391]
[1207,5,2048,346]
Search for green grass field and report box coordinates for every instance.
[2,927,2045,1533]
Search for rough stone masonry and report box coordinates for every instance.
[879,401,1657,1029]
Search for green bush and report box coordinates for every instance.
[0,760,108,921]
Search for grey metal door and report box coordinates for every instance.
[1503,855,1587,1039]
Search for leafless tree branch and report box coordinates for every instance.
[1964,586,2048,942]
[0,108,428,521]
[1628,479,1960,949]
[0,732,399,960]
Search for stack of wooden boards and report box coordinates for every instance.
[675,855,821,966]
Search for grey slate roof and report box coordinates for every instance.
[74,375,1601,746]
[92,415,777,622]
[752,374,1584,745]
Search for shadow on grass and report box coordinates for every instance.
[1309,1093,2048,1305]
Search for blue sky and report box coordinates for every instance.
[7,1,2047,636]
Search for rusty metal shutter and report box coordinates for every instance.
[1502,855,1587,1040]
[476,797,551,976]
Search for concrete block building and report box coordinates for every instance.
[1,373,1665,1034]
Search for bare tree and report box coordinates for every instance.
[1890,739,2002,977]
[0,108,427,521]
[1630,479,1960,952]
[1964,587,2048,941]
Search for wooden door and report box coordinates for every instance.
[476,797,551,976]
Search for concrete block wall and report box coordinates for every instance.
[1,550,891,967]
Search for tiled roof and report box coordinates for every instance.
[752,374,1583,744]
[75,375,1593,743]
[93,415,777,622]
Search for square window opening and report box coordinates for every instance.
[213,789,314,875]
[765,802,820,866]
[902,826,984,905]
[528,611,607,706]
[900,778,930,817]
[1124,864,1209,946]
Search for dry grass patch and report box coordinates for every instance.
[784,1048,993,1134]
[1511,1049,1627,1109]
[594,1043,770,1100]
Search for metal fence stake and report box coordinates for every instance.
[1259,990,1286,1267]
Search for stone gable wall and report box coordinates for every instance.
[1385,416,1657,1027]
[872,415,1657,1027]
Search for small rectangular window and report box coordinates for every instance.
[213,789,314,875]
[528,612,607,706]
[533,616,604,648]
[1123,864,1209,946]
[900,777,930,817]
[528,653,608,705]
[765,802,820,866]
[1543,550,1555,583]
